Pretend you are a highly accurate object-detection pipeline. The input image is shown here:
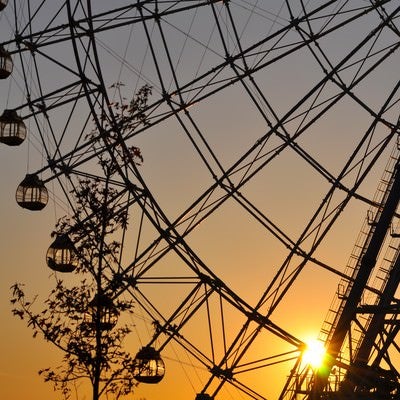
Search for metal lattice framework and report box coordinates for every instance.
[0,1,399,399]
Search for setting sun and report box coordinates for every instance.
[302,339,326,369]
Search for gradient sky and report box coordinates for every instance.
[1,1,400,400]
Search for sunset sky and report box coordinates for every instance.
[1,1,399,400]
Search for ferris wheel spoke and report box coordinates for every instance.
[98,188,305,351]
[98,128,391,314]
[111,126,392,290]
[123,272,303,399]
[83,119,396,326]
[8,0,396,192]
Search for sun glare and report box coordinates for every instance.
[302,339,326,369]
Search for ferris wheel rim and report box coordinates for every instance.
[1,1,400,399]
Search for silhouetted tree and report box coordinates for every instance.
[11,84,152,400]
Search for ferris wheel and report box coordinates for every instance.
[1,1,400,400]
